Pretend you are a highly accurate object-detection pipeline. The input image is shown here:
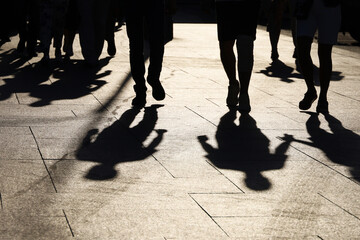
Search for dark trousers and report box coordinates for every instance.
[125,0,165,88]
[16,0,41,53]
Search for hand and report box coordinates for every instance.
[278,134,294,142]
[198,135,208,142]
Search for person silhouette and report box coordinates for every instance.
[198,110,292,191]
[296,0,341,113]
[124,0,168,108]
[267,0,297,61]
[76,105,166,180]
[215,0,261,112]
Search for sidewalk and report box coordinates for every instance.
[0,23,359,239]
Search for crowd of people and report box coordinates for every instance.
[0,0,341,114]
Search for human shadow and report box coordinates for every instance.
[0,48,110,105]
[29,58,111,106]
[293,112,360,182]
[198,110,292,191]
[258,59,302,83]
[76,104,166,180]
[0,49,53,101]
[311,65,344,86]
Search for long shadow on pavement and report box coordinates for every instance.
[76,104,167,180]
[294,112,360,183]
[0,48,111,106]
[198,109,292,191]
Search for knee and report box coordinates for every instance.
[236,35,254,72]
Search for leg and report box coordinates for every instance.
[146,0,165,101]
[316,43,333,112]
[236,35,254,112]
[267,0,287,61]
[219,40,240,107]
[297,36,317,110]
[125,3,147,107]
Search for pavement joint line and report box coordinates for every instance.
[332,90,360,102]
[188,192,244,195]
[0,192,3,210]
[318,193,360,221]
[29,126,58,193]
[63,209,75,237]
[71,110,77,117]
[14,92,20,104]
[188,193,230,237]
[205,98,220,107]
[284,140,357,182]
[185,106,217,127]
[151,156,176,179]
[205,160,245,193]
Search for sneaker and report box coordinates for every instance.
[316,99,329,114]
[148,79,165,101]
[238,93,251,113]
[226,82,240,107]
[299,91,317,110]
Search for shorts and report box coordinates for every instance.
[297,0,341,45]
[216,0,261,41]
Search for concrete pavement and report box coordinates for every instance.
[0,22,359,239]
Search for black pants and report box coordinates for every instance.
[16,0,41,53]
[125,0,165,88]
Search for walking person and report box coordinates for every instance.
[215,0,261,112]
[16,0,41,58]
[39,0,69,63]
[124,0,169,108]
[267,0,297,61]
[296,0,341,113]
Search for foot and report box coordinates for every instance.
[238,93,251,113]
[316,99,329,114]
[107,39,116,56]
[132,85,147,108]
[148,79,165,101]
[299,91,317,110]
[226,82,240,107]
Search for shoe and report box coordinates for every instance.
[131,85,147,108]
[226,82,240,107]
[238,93,251,113]
[316,99,328,114]
[299,91,317,110]
[148,79,165,101]
[107,39,116,56]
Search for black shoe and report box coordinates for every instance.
[226,82,240,107]
[316,100,328,114]
[107,39,116,56]
[131,85,147,108]
[148,79,165,101]
[238,93,251,113]
[299,91,317,110]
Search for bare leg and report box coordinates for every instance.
[219,40,240,107]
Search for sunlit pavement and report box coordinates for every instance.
[0,22,359,239]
